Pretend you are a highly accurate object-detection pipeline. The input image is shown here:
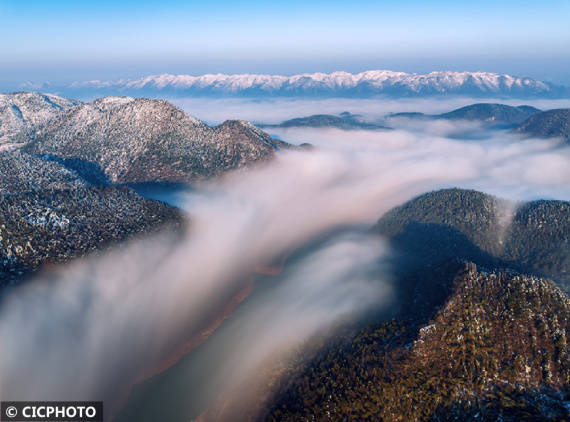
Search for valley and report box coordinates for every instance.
[3,1,570,420]
[0,91,568,421]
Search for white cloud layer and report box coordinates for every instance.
[170,96,570,125]
[0,101,568,420]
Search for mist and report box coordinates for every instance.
[169,96,570,125]
[0,104,569,420]
[267,126,570,201]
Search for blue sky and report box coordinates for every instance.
[1,0,570,88]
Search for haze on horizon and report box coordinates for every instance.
[1,0,570,90]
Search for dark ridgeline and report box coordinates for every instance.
[374,188,569,292]
[265,103,546,132]
[387,103,542,127]
[514,109,570,143]
[437,103,541,124]
[260,112,391,131]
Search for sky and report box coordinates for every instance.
[1,0,570,88]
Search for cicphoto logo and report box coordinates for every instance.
[4,408,17,419]
[1,402,103,422]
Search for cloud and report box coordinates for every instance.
[267,126,570,201]
[0,146,444,413]
[0,102,569,421]
[169,97,570,125]
[17,81,52,90]
[187,232,393,421]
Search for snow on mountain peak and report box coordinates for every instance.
[93,96,135,107]
[65,70,568,98]
[0,92,80,144]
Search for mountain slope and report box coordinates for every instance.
[0,151,183,288]
[514,109,570,143]
[0,150,87,194]
[268,263,570,421]
[438,103,541,125]
[0,188,183,288]
[261,112,390,130]
[373,188,570,291]
[22,97,291,184]
[0,92,80,145]
[66,70,568,98]
[204,188,569,421]
[388,103,542,127]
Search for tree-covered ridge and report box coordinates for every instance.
[267,263,570,421]
[0,150,87,194]
[375,188,501,252]
[0,92,80,145]
[374,188,570,291]
[0,187,183,287]
[504,200,570,285]
[437,103,541,124]
[387,103,542,127]
[22,97,291,184]
[260,112,390,130]
[514,109,570,143]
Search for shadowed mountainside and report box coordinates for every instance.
[387,103,541,127]
[0,150,87,193]
[260,112,390,130]
[514,109,570,143]
[267,263,569,421]
[179,188,569,422]
[374,188,570,291]
[0,151,183,288]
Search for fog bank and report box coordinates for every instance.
[170,97,570,125]
[0,105,569,421]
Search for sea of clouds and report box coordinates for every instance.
[0,97,569,421]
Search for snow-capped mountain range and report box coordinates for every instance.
[64,70,569,98]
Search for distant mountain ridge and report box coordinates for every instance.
[514,108,570,143]
[387,103,542,127]
[260,112,390,130]
[265,104,544,131]
[64,70,569,98]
